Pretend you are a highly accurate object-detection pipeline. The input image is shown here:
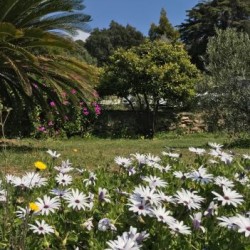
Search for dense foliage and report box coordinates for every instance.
[178,0,250,69]
[197,28,250,133]
[149,8,180,42]
[84,21,145,66]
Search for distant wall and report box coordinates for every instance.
[93,110,207,138]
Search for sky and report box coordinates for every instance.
[74,0,200,41]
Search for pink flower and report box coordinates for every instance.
[94,104,101,115]
[63,100,69,105]
[62,92,67,98]
[48,121,54,126]
[83,107,89,116]
[50,101,56,107]
[71,89,77,94]
[37,126,46,132]
[33,84,38,89]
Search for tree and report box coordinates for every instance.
[98,40,200,137]
[0,0,99,136]
[148,8,180,42]
[0,0,91,35]
[84,21,145,66]
[178,0,250,69]
[197,28,250,133]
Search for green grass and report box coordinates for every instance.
[0,133,249,173]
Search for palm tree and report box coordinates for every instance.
[0,0,91,34]
[0,0,99,136]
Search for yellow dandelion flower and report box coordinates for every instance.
[34,161,47,170]
[73,149,78,152]
[29,202,39,212]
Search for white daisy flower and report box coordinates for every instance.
[23,172,48,188]
[209,149,222,158]
[157,190,175,203]
[50,188,71,198]
[54,165,74,174]
[29,220,54,235]
[55,173,72,186]
[204,201,218,216]
[106,236,138,250]
[190,212,205,233]
[208,142,223,150]
[12,176,26,188]
[127,226,149,244]
[16,206,30,219]
[208,159,219,164]
[188,166,213,184]
[46,149,60,158]
[35,195,60,215]
[173,171,189,180]
[133,185,161,206]
[82,217,94,231]
[106,227,148,250]
[220,151,233,164]
[162,152,180,158]
[150,205,175,225]
[145,153,161,166]
[64,188,90,210]
[98,218,116,231]
[174,188,204,210]
[128,199,151,216]
[234,173,249,185]
[75,168,86,174]
[98,187,111,203]
[130,153,147,165]
[142,175,167,189]
[114,156,132,168]
[83,172,97,187]
[242,154,250,160]
[127,166,137,176]
[214,176,234,188]
[217,216,238,230]
[188,147,206,155]
[168,220,191,235]
[234,214,250,237]
[212,187,244,207]
[61,159,72,168]
[0,189,7,202]
[5,174,15,184]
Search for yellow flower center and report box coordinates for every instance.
[29,202,39,212]
[34,161,47,170]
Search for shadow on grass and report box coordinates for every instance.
[0,139,47,153]
[224,138,250,149]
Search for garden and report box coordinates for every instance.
[0,0,250,249]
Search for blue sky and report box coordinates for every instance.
[75,0,200,40]
[75,0,199,40]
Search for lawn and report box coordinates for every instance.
[0,133,249,173]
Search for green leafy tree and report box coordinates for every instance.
[98,40,200,137]
[0,0,99,136]
[84,21,145,66]
[178,0,250,69]
[197,28,250,133]
[149,8,180,42]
